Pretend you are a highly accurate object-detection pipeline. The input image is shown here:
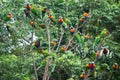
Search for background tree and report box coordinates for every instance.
[0,0,120,80]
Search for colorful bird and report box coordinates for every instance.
[69,27,75,35]
[30,21,35,28]
[103,48,108,55]
[80,72,86,80]
[85,34,90,41]
[42,7,47,17]
[86,62,96,70]
[26,4,31,10]
[83,12,89,19]
[30,21,34,25]
[7,13,12,19]
[61,45,66,52]
[112,63,118,70]
[90,62,96,70]
[58,16,63,25]
[34,39,40,48]
[48,14,54,21]
[51,39,57,45]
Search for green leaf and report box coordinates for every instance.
[93,36,101,48]
[75,33,84,48]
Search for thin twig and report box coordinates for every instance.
[43,59,52,80]
[84,70,91,80]
[30,28,38,80]
[55,26,64,52]
[43,21,51,80]
[46,21,51,54]
[52,44,56,50]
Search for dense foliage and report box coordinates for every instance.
[0,0,120,80]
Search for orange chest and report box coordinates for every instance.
[35,41,39,45]
[84,13,89,17]
[26,5,31,9]
[61,47,66,51]
[85,35,90,39]
[30,21,34,25]
[113,65,118,69]
[70,29,75,32]
[80,74,86,78]
[8,14,12,19]
[49,16,53,19]
[59,18,63,22]
[51,41,56,45]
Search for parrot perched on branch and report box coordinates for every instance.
[30,21,35,28]
[61,45,66,52]
[48,14,53,20]
[24,3,31,17]
[58,16,63,25]
[69,26,75,35]
[34,41,40,48]
[85,34,90,41]
[80,72,86,80]
[26,4,31,10]
[100,28,108,38]
[112,63,118,70]
[48,13,56,23]
[83,12,89,19]
[33,39,40,48]
[51,39,58,46]
[100,46,109,57]
[86,62,96,70]
[41,7,49,17]
[7,13,12,19]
